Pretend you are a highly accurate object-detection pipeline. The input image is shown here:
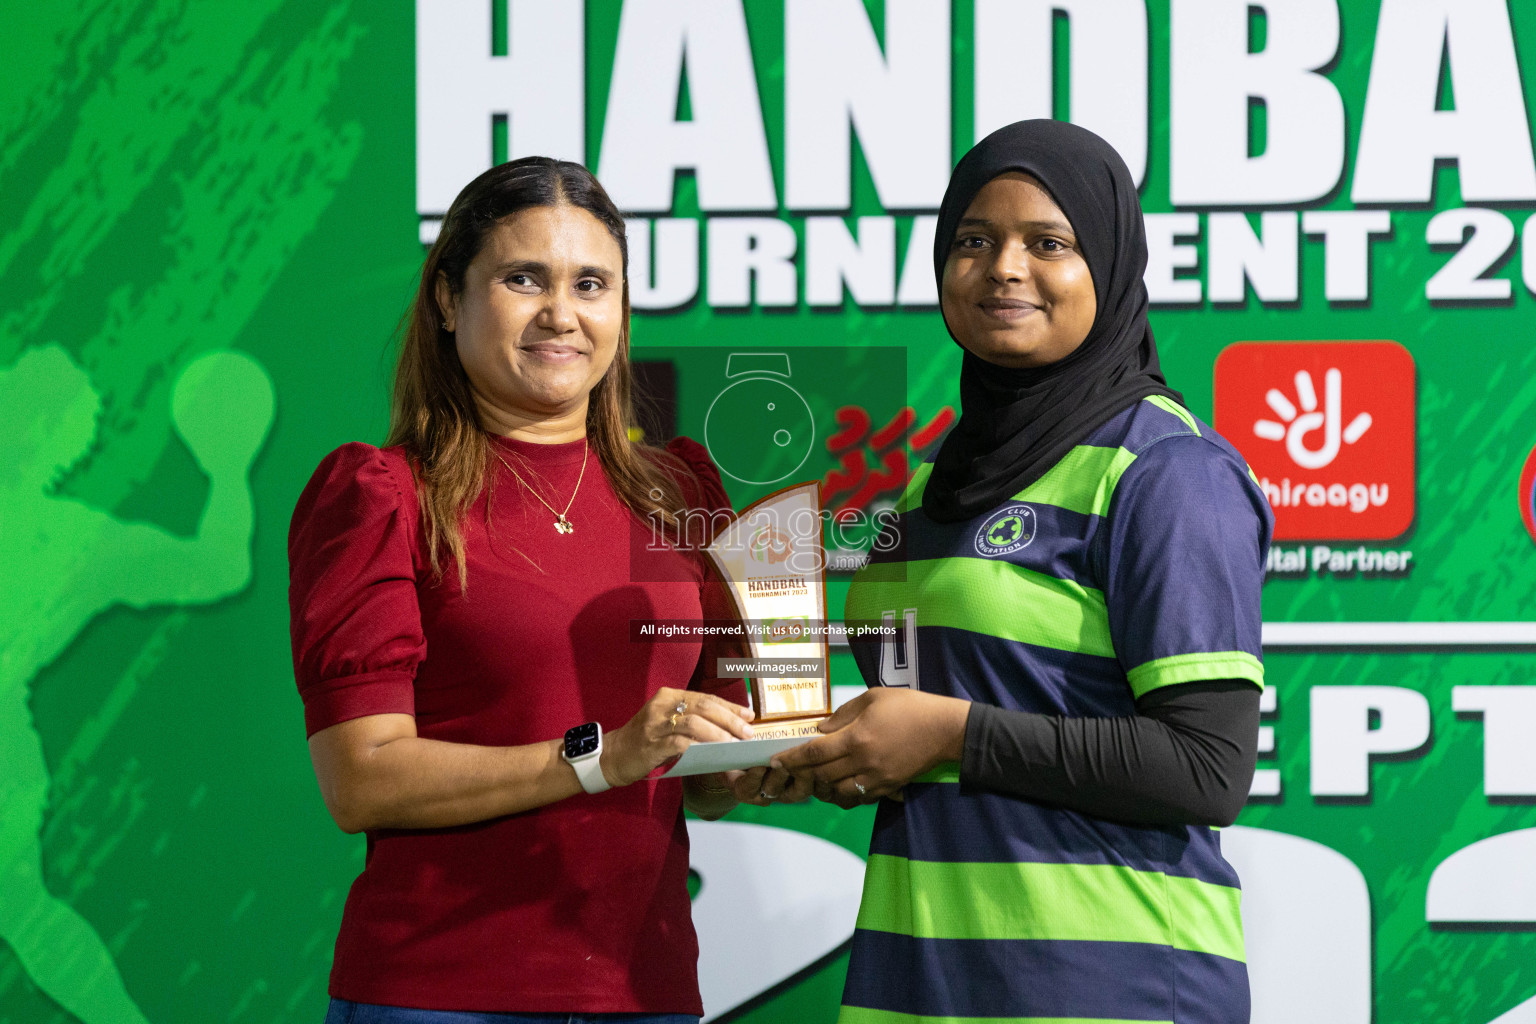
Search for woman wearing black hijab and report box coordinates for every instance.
[776,120,1270,1022]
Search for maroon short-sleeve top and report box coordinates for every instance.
[288,434,739,1015]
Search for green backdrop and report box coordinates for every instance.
[4,2,1536,1022]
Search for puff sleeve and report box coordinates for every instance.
[288,443,426,737]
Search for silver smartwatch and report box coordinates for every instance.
[562,722,610,794]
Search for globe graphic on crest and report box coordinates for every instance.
[987,515,1024,547]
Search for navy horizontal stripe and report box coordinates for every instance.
[843,930,1247,1022]
[867,789,1241,887]
[850,625,1135,717]
[1175,938,1253,1024]
[866,501,1103,588]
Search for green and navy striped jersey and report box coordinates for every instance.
[840,397,1273,1024]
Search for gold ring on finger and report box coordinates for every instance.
[669,711,684,730]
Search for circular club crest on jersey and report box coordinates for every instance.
[975,505,1037,557]
[1520,441,1536,545]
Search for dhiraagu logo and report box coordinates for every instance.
[1214,341,1415,540]
[975,504,1037,557]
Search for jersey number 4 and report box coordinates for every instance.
[879,608,920,689]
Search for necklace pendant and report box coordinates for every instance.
[554,515,574,535]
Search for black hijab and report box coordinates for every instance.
[922,119,1183,523]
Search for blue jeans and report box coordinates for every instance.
[323,1000,699,1024]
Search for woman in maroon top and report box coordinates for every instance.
[288,158,804,1024]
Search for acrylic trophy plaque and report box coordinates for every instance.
[661,482,831,777]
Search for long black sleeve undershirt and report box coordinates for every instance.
[958,680,1260,827]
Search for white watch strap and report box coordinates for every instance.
[570,752,610,794]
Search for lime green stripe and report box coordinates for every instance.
[910,762,960,784]
[895,462,936,513]
[848,559,1114,658]
[1010,445,1137,518]
[1145,394,1201,436]
[841,1008,1173,1024]
[1125,651,1265,698]
[1167,873,1247,959]
[857,855,1244,962]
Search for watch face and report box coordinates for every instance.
[564,722,600,759]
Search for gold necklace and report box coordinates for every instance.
[496,440,589,535]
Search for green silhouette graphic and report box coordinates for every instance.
[0,345,274,1024]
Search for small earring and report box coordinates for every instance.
[441,321,452,331]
